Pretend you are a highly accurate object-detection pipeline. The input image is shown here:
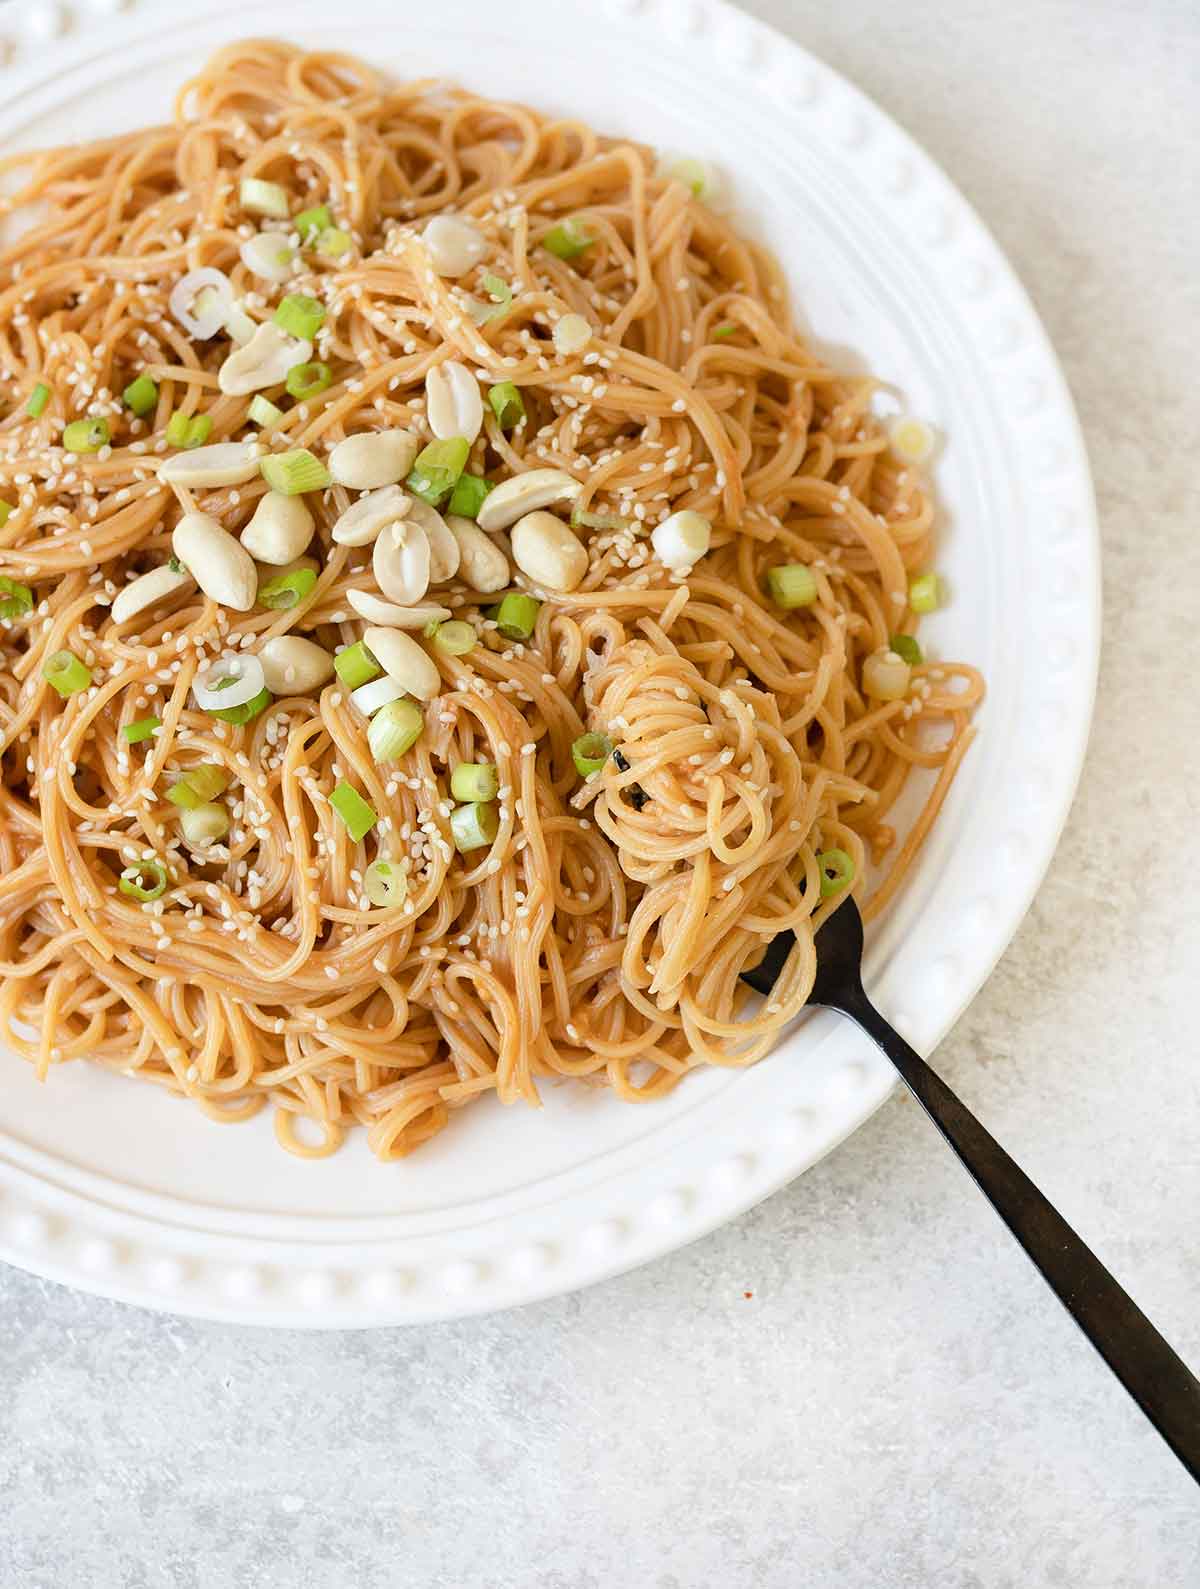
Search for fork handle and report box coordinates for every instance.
[845,991,1200,1483]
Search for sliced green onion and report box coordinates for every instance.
[210,686,271,725]
[571,731,613,778]
[0,576,33,620]
[240,177,290,218]
[294,203,332,241]
[0,501,14,528]
[121,716,161,745]
[188,763,231,800]
[166,763,231,808]
[450,799,499,853]
[447,472,494,519]
[330,781,377,842]
[490,592,540,641]
[122,375,158,417]
[431,619,477,656]
[470,271,512,323]
[658,155,722,202]
[908,572,944,614]
[26,382,51,418]
[165,411,211,449]
[257,565,318,610]
[817,847,855,899]
[118,858,170,902]
[766,563,818,610]
[273,292,326,341]
[186,414,212,448]
[285,361,332,400]
[317,227,353,259]
[333,640,380,689]
[62,417,110,454]
[167,555,185,575]
[542,217,593,260]
[363,858,407,908]
[889,633,923,666]
[571,504,630,533]
[712,323,737,340]
[247,394,284,429]
[179,801,229,846]
[406,436,469,506]
[259,448,330,495]
[450,762,499,802]
[487,381,525,430]
[367,698,424,763]
[42,649,92,697]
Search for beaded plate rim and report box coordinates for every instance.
[0,0,1100,1325]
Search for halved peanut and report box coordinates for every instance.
[406,498,459,583]
[218,322,311,395]
[373,518,432,605]
[475,468,581,532]
[346,589,451,629]
[158,442,262,489]
[331,485,411,548]
[259,636,335,695]
[426,361,484,445]
[446,515,510,593]
[241,491,314,565]
[171,513,257,611]
[328,431,420,489]
[510,510,589,593]
[110,564,194,626]
[362,626,441,701]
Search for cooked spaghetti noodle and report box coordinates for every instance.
[0,41,982,1159]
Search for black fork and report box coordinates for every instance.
[744,901,1200,1483]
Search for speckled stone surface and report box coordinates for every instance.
[2,1,1199,1583]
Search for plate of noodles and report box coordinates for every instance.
[0,0,1098,1324]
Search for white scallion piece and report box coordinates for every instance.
[222,301,257,346]
[887,416,937,466]
[862,647,912,701]
[553,314,591,356]
[655,153,727,210]
[363,858,407,908]
[239,232,298,283]
[651,509,711,573]
[239,177,291,218]
[350,675,407,716]
[180,802,230,847]
[421,214,488,277]
[169,268,234,340]
[192,652,266,712]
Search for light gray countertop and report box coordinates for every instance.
[3,1,1199,1584]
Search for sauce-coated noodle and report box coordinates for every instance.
[0,42,981,1158]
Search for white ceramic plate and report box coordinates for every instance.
[0,0,1098,1325]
